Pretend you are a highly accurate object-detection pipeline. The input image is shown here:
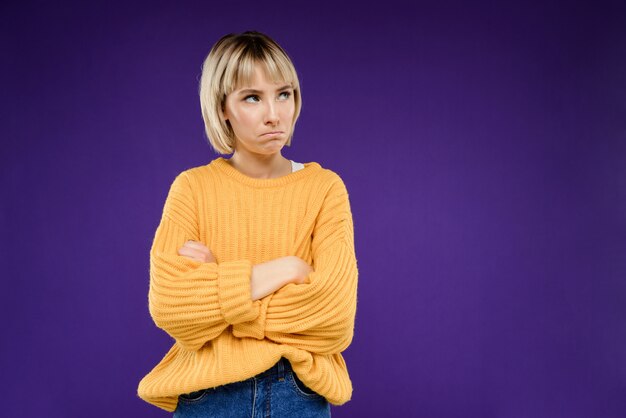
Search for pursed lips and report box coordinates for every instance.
[261,131,283,137]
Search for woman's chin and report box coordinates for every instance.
[261,139,285,151]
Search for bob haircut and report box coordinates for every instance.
[199,31,302,155]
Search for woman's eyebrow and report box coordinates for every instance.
[237,89,262,95]
[237,85,293,95]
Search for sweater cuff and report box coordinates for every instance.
[231,295,271,340]
[217,259,260,324]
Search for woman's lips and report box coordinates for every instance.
[261,131,284,138]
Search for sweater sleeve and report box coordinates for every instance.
[231,176,358,355]
[148,172,261,352]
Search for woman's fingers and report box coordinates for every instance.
[184,240,210,253]
[178,241,216,263]
[177,246,204,261]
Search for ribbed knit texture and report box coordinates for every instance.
[137,157,359,412]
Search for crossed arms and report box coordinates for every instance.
[148,172,358,354]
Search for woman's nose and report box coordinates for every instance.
[264,102,279,125]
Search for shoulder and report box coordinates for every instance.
[181,160,215,179]
[159,163,215,208]
[309,163,351,200]
[171,160,219,189]
[315,161,349,186]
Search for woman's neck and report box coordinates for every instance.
[226,152,292,179]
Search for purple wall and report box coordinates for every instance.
[2,1,625,417]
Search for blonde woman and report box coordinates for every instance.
[137,31,359,417]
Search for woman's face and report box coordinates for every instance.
[223,64,295,156]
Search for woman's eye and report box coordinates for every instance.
[278,91,291,100]
[244,95,260,103]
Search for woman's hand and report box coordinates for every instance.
[177,240,217,263]
[289,256,314,285]
[250,256,314,300]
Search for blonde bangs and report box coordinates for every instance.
[223,46,298,94]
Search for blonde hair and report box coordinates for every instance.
[199,31,302,155]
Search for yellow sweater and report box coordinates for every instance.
[137,157,359,412]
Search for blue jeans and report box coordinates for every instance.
[173,357,331,417]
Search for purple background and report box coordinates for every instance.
[2,0,625,417]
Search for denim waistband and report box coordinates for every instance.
[254,357,292,380]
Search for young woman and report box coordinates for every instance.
[137,31,359,417]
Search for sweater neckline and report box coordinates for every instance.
[212,157,321,188]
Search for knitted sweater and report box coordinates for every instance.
[137,157,359,412]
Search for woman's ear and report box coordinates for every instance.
[219,96,229,121]
[219,106,228,122]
